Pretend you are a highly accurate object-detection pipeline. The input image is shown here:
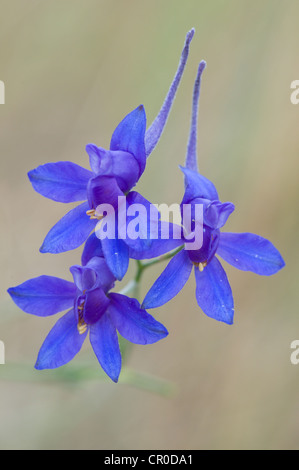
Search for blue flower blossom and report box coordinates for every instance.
[7,253,168,383]
[27,30,195,280]
[142,61,285,324]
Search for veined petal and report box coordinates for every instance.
[217,232,285,275]
[108,293,168,345]
[86,145,140,193]
[83,287,110,324]
[87,175,123,210]
[70,264,97,292]
[35,309,87,370]
[129,225,184,260]
[180,166,219,203]
[123,191,156,252]
[81,233,104,266]
[204,201,235,229]
[28,161,92,203]
[70,257,115,293]
[110,105,146,176]
[7,276,76,316]
[101,236,129,281]
[145,28,195,156]
[185,61,207,172]
[123,191,184,256]
[142,249,193,309]
[194,257,234,325]
[90,312,121,383]
[185,225,220,265]
[40,201,96,254]
[85,256,116,291]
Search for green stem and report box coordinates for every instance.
[140,245,184,270]
[134,245,184,287]
[119,246,184,300]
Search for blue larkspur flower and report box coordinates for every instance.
[27,30,195,280]
[142,61,285,324]
[7,253,168,382]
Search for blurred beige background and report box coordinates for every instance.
[0,0,298,450]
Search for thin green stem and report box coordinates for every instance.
[135,245,184,303]
[139,245,184,271]
[119,246,185,300]
[119,245,184,303]
[135,260,144,284]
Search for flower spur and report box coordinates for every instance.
[142,61,285,324]
[27,29,195,281]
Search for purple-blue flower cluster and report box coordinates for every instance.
[8,30,285,383]
[8,255,168,382]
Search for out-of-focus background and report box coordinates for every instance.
[0,0,298,450]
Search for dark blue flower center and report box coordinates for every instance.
[186,225,220,267]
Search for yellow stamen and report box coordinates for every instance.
[86,209,95,216]
[77,301,87,335]
[77,322,88,335]
[86,209,104,221]
[194,261,208,272]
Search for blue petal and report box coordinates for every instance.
[108,293,168,345]
[122,191,156,252]
[194,257,234,325]
[217,232,285,275]
[28,162,92,203]
[83,287,110,324]
[70,257,115,293]
[180,166,219,203]
[40,201,96,253]
[86,175,123,210]
[89,312,121,383]
[7,276,76,316]
[69,264,97,292]
[142,249,193,309]
[86,145,140,193]
[145,28,195,156]
[101,236,129,281]
[123,191,184,257]
[85,256,116,291]
[203,200,235,229]
[185,225,220,265]
[81,233,103,266]
[129,225,184,260]
[110,105,146,176]
[35,309,87,370]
